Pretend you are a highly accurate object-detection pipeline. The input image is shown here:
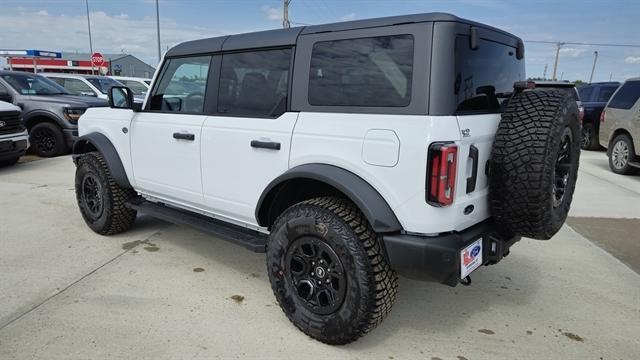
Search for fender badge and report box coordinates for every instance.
[461,128,471,137]
[0,121,6,128]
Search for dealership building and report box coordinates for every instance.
[4,52,156,78]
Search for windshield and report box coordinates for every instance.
[86,77,124,94]
[0,73,69,95]
[122,80,149,95]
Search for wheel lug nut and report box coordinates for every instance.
[326,279,330,283]
[311,272,315,276]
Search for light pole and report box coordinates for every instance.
[156,0,161,64]
[551,42,564,81]
[589,51,599,83]
[86,0,94,75]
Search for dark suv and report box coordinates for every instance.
[0,71,108,157]
[577,82,620,150]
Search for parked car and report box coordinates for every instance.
[0,100,29,166]
[72,13,580,344]
[599,77,640,174]
[109,76,151,96]
[43,73,118,100]
[0,71,108,157]
[577,82,620,150]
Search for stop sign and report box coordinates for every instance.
[91,52,104,67]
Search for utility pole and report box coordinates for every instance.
[543,63,548,79]
[156,0,161,63]
[86,0,94,75]
[283,0,291,28]
[589,51,598,83]
[551,42,564,81]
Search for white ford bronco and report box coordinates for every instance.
[72,13,581,344]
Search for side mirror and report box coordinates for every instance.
[108,86,135,109]
[0,93,13,103]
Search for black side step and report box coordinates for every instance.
[629,160,640,169]
[127,200,267,252]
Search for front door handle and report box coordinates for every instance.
[251,140,281,150]
[173,132,195,141]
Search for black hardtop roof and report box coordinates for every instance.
[165,12,519,58]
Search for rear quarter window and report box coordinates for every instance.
[608,81,640,110]
[308,35,414,107]
[596,85,619,103]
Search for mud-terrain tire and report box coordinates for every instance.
[30,122,67,157]
[608,133,637,175]
[490,89,581,240]
[75,152,137,235]
[267,197,398,345]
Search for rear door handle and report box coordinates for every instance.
[466,145,479,193]
[173,132,195,141]
[251,140,281,150]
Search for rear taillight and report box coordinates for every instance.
[600,110,606,123]
[427,143,458,206]
[579,106,584,121]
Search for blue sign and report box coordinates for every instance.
[0,49,61,58]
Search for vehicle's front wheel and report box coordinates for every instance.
[75,152,137,235]
[267,197,398,345]
[608,133,636,175]
[30,122,67,157]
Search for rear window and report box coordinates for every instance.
[608,81,640,109]
[596,86,618,103]
[578,86,594,102]
[308,35,414,107]
[454,36,524,114]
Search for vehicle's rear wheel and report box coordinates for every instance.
[608,134,636,175]
[267,197,398,345]
[75,152,137,235]
[490,89,581,240]
[580,122,600,150]
[30,122,67,157]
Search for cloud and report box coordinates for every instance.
[340,13,356,21]
[36,10,48,16]
[261,5,281,21]
[624,56,640,64]
[559,46,588,57]
[0,9,219,67]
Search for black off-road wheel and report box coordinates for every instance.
[267,197,398,345]
[75,152,137,235]
[490,89,581,240]
[608,133,637,175]
[30,122,67,157]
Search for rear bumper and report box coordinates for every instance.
[383,219,520,286]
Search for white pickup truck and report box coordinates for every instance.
[0,100,28,166]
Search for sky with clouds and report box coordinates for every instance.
[0,0,639,82]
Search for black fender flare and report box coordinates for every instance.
[256,163,402,233]
[72,132,131,188]
[23,110,66,129]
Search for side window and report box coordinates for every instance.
[309,35,414,107]
[63,78,95,96]
[217,48,291,118]
[608,81,640,110]
[0,82,9,95]
[596,86,617,103]
[578,86,594,102]
[454,36,524,114]
[49,77,66,87]
[148,56,211,113]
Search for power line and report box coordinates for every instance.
[525,40,640,48]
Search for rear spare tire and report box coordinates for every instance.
[490,89,581,240]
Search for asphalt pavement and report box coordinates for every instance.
[0,150,638,360]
